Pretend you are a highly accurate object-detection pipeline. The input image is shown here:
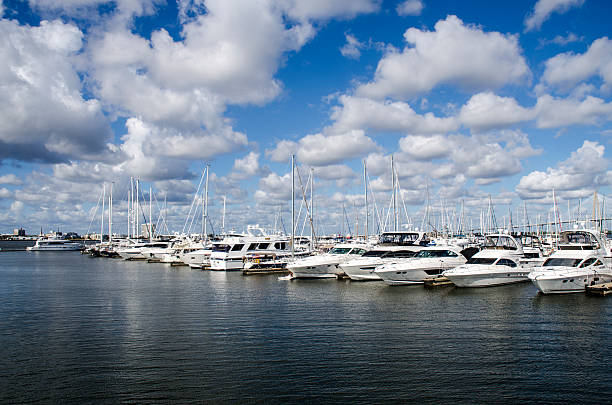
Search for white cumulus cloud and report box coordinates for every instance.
[524,0,584,32]
[356,15,529,100]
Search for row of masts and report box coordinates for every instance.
[90,157,611,242]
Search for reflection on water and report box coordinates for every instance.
[1,251,611,403]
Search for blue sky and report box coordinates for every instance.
[1,0,612,236]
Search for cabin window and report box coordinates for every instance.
[496,259,517,268]
[350,248,367,255]
[362,250,387,257]
[231,244,245,251]
[579,258,597,268]
[543,258,581,267]
[392,251,418,258]
[329,247,352,254]
[594,260,603,266]
[443,250,458,257]
[466,257,496,265]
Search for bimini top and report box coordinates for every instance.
[481,234,524,255]
[557,230,605,252]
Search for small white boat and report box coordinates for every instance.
[529,229,612,294]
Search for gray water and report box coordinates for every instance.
[1,251,611,404]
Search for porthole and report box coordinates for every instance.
[562,280,567,283]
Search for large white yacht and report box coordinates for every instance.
[286,243,370,279]
[27,235,85,251]
[529,229,612,294]
[443,233,531,287]
[375,245,469,285]
[209,226,292,271]
[337,231,429,281]
[117,240,171,260]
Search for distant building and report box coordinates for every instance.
[142,224,156,239]
[13,228,26,236]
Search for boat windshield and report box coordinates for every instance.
[329,247,352,255]
[361,250,388,257]
[466,257,497,265]
[416,250,444,258]
[212,244,231,252]
[543,258,581,267]
[483,235,518,250]
[379,233,420,245]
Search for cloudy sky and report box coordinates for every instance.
[1,0,611,236]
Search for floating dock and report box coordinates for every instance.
[424,276,454,287]
[586,282,612,296]
[243,267,289,275]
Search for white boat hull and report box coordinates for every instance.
[445,272,529,287]
[340,263,381,281]
[529,271,612,294]
[288,263,340,279]
[376,268,441,285]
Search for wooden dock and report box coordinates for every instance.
[424,276,454,287]
[586,282,612,296]
[242,268,289,275]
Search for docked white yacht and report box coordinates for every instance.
[375,246,469,285]
[181,246,213,268]
[209,226,292,271]
[443,233,531,287]
[339,231,430,281]
[117,241,171,260]
[529,229,612,294]
[286,243,370,279]
[27,236,85,251]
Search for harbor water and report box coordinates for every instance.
[1,251,611,403]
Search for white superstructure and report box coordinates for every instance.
[375,246,468,285]
[209,227,292,271]
[443,234,531,287]
[287,243,370,278]
[529,229,612,294]
[27,236,85,251]
[339,231,429,281]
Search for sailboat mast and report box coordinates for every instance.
[136,179,139,238]
[101,183,105,243]
[222,195,226,235]
[149,186,153,243]
[310,168,315,250]
[364,160,368,241]
[204,164,209,244]
[291,155,295,256]
[391,155,397,231]
[109,182,113,244]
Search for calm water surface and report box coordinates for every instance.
[1,251,611,403]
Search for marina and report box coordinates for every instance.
[2,0,612,403]
[2,249,612,403]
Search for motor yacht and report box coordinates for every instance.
[443,233,531,287]
[286,243,370,279]
[375,246,469,285]
[27,235,85,251]
[529,229,612,294]
[117,240,171,260]
[339,247,418,281]
[338,231,429,281]
[209,226,292,271]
